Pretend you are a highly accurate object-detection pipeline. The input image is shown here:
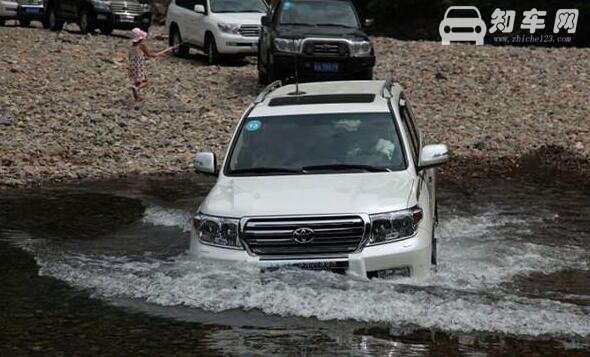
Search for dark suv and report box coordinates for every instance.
[44,0,151,34]
[257,0,375,84]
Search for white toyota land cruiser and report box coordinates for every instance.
[166,0,267,64]
[191,80,449,279]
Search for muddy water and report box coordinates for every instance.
[0,176,588,356]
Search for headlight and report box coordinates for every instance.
[350,40,372,57]
[217,22,241,34]
[368,207,423,245]
[142,3,150,11]
[91,0,111,9]
[273,38,301,53]
[193,214,242,249]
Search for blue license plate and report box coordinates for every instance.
[313,62,338,73]
[25,8,41,14]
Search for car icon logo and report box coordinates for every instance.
[439,6,487,45]
[292,227,315,244]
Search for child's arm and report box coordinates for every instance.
[140,42,179,58]
[139,42,158,58]
[155,45,180,56]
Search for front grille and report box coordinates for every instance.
[242,216,366,256]
[17,0,42,5]
[239,25,261,37]
[111,1,144,14]
[303,41,348,57]
[451,27,474,33]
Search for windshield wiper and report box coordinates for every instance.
[280,22,312,26]
[315,23,355,28]
[302,164,392,173]
[229,167,303,175]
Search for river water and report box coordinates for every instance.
[0,176,588,355]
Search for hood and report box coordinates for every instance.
[200,172,415,217]
[210,12,264,25]
[276,25,368,40]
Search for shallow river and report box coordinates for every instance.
[0,176,588,355]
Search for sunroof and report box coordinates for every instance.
[268,94,375,107]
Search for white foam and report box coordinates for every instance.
[5,206,589,338]
[142,205,193,232]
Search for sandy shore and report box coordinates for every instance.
[0,24,588,188]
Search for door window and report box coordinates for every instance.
[399,97,419,164]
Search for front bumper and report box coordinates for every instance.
[216,32,259,55]
[273,53,375,80]
[189,226,432,279]
[0,1,18,18]
[17,5,43,20]
[94,10,151,30]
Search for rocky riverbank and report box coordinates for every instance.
[1,24,589,188]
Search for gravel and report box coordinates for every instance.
[0,24,589,187]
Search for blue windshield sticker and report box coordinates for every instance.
[245,120,262,132]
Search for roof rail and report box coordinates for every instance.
[380,79,393,98]
[255,80,283,104]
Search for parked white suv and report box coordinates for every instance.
[166,0,267,64]
[0,0,18,26]
[191,80,449,279]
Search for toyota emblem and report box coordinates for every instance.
[292,227,315,244]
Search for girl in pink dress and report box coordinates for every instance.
[129,28,178,101]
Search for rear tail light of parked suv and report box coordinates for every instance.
[368,207,423,245]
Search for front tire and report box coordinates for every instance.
[431,227,437,265]
[99,25,113,35]
[47,6,64,31]
[170,27,189,57]
[19,19,30,27]
[206,35,219,65]
[78,7,95,34]
[356,68,373,80]
[257,69,267,85]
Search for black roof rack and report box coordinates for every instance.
[254,80,283,104]
[381,79,393,98]
[268,93,375,107]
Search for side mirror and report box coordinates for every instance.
[363,18,375,30]
[261,15,272,27]
[194,152,217,175]
[418,144,449,170]
[194,4,205,13]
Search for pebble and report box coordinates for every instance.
[0,25,589,188]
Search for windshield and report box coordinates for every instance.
[210,0,267,13]
[446,8,479,18]
[226,113,407,175]
[279,0,359,28]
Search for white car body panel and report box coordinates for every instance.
[166,0,264,55]
[191,80,445,279]
[201,172,415,217]
[0,0,18,18]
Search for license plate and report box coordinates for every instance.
[119,15,134,22]
[24,8,40,14]
[314,62,338,73]
[259,259,348,272]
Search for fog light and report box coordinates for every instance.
[368,266,411,279]
[475,25,481,33]
[444,26,451,33]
